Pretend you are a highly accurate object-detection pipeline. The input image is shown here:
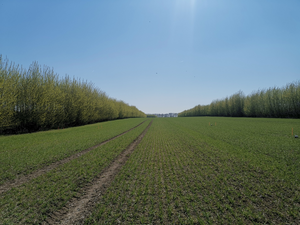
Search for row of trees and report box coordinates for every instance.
[0,56,146,133]
[179,82,300,118]
[146,114,157,118]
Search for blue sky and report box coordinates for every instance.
[1,0,299,114]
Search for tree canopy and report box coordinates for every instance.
[0,56,146,133]
[179,82,300,118]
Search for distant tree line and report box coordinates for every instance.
[146,114,157,118]
[179,82,300,118]
[0,56,146,134]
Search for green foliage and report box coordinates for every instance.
[179,82,300,118]
[0,56,146,133]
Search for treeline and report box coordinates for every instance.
[179,82,300,118]
[146,114,157,118]
[0,56,146,133]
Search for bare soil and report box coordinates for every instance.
[0,121,146,195]
[44,120,153,225]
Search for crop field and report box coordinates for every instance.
[0,118,147,185]
[85,117,299,224]
[0,117,299,224]
[0,119,151,224]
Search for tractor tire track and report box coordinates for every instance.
[45,120,153,225]
[0,120,147,195]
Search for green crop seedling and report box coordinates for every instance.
[85,117,299,224]
[0,117,299,224]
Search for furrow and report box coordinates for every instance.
[0,121,146,195]
[46,120,153,225]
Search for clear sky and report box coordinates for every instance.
[1,0,299,114]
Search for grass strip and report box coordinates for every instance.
[0,120,150,224]
[0,118,146,185]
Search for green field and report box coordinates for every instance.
[0,118,147,185]
[0,117,299,224]
[0,119,151,224]
[86,117,299,224]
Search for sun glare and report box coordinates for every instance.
[171,0,197,48]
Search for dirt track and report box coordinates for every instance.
[0,121,146,195]
[45,120,153,225]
